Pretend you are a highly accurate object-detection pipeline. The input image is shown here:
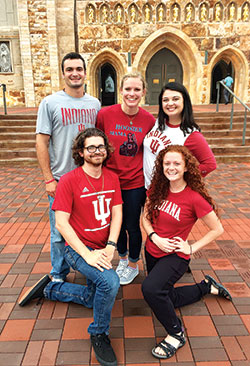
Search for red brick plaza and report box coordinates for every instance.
[0,163,250,366]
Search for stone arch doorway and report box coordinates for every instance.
[86,48,126,103]
[99,63,117,106]
[210,60,234,103]
[207,46,248,104]
[132,27,203,104]
[146,48,183,105]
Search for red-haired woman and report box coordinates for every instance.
[142,145,232,360]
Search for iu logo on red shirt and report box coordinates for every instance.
[92,195,111,226]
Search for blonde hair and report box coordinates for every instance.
[120,72,146,90]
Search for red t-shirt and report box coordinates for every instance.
[145,186,213,259]
[96,104,155,189]
[52,166,123,250]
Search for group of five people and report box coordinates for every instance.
[19,52,232,366]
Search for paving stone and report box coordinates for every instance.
[0,340,28,353]
[1,163,250,365]
[123,299,152,317]
[193,348,228,362]
[59,339,90,352]
[56,351,90,365]
[215,325,249,337]
[0,353,24,366]
[189,336,222,348]
[34,319,64,329]
[30,328,62,341]
[212,315,244,325]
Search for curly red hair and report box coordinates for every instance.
[146,145,218,224]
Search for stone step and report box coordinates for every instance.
[0,110,250,164]
[0,148,36,159]
[206,136,250,145]
[0,157,38,165]
[0,119,37,126]
[215,154,250,163]
[0,126,36,133]
[0,114,37,120]
[0,132,36,140]
[199,122,248,130]
[202,129,249,137]
[0,140,35,148]
[210,145,250,154]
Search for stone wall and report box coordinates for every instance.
[27,0,51,105]
[77,0,250,104]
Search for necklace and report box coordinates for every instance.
[126,113,138,125]
[122,106,139,126]
[83,169,104,192]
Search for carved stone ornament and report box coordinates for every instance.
[185,3,193,22]
[157,4,165,22]
[229,3,236,21]
[172,4,180,22]
[87,5,95,23]
[242,3,249,21]
[200,3,208,22]
[115,5,123,23]
[214,3,222,22]
[144,4,151,22]
[130,4,137,23]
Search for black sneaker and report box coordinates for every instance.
[91,333,117,366]
[19,274,51,306]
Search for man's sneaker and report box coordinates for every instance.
[91,333,117,366]
[115,259,128,276]
[19,274,51,306]
[119,265,139,285]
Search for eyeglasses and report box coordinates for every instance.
[84,144,107,153]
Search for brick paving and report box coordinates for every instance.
[0,163,250,366]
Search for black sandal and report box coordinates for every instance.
[152,331,186,359]
[205,274,232,301]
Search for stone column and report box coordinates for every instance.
[16,0,36,107]
[47,0,60,93]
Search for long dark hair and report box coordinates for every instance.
[158,82,200,135]
[146,145,218,224]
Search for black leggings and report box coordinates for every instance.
[117,187,146,262]
[142,250,209,335]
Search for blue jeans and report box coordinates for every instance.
[48,195,70,280]
[117,186,146,262]
[44,245,120,335]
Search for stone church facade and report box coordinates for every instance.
[0,0,250,107]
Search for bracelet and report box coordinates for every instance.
[149,231,156,242]
[189,245,193,256]
[106,240,116,248]
[45,178,55,185]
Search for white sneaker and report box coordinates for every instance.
[116,259,128,276]
[119,266,139,285]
